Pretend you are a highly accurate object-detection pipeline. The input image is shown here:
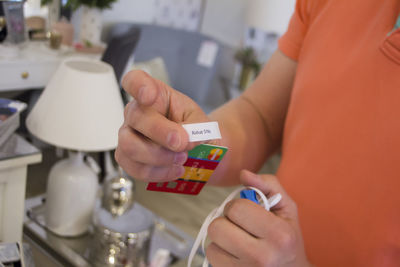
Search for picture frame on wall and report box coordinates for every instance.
[2,0,26,43]
[154,0,205,32]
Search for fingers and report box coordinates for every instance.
[122,70,161,106]
[208,217,258,258]
[125,100,190,152]
[118,158,185,182]
[116,124,188,182]
[117,125,188,166]
[239,169,296,214]
[115,142,185,182]
[240,169,284,197]
[205,170,307,267]
[215,182,299,265]
[223,198,277,238]
[206,243,238,267]
[119,70,213,183]
[207,215,294,267]
[215,169,299,239]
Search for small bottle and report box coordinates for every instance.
[0,17,7,43]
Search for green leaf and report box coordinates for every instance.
[63,0,119,10]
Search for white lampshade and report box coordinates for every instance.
[246,0,296,35]
[27,58,124,151]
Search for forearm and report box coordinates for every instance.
[207,97,271,186]
[208,50,297,186]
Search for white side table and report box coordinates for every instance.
[0,41,102,92]
[0,134,41,242]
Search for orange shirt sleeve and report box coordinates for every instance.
[278,0,311,61]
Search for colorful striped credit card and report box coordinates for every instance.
[146,144,228,195]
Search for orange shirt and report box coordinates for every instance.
[277,0,400,266]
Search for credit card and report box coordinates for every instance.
[147,144,228,195]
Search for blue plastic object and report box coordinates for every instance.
[240,189,259,204]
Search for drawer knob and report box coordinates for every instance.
[21,72,29,79]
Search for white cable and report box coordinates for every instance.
[187,186,282,267]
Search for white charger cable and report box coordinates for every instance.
[187,186,282,267]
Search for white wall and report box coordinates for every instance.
[71,0,295,48]
[94,0,249,47]
[246,0,296,36]
[201,0,247,47]
[24,0,48,18]
[100,0,249,47]
[102,0,155,24]
[203,0,296,46]
[99,0,295,47]
[25,0,295,47]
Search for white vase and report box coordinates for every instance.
[45,151,99,236]
[79,6,102,45]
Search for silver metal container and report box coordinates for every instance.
[91,203,155,267]
[91,172,154,267]
[102,176,135,217]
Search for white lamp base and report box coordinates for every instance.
[45,151,98,236]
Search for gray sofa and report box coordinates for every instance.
[102,23,233,112]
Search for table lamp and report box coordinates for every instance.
[26,58,124,237]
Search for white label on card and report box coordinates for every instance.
[182,122,221,142]
[197,41,218,68]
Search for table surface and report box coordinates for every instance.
[24,194,205,267]
[0,134,41,168]
[0,41,101,63]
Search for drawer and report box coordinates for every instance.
[0,59,60,91]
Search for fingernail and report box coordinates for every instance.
[174,152,187,165]
[138,86,147,102]
[173,165,185,178]
[167,131,181,150]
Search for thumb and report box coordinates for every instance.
[239,169,296,217]
[122,70,162,106]
[122,70,175,119]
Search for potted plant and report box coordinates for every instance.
[234,47,261,91]
[41,0,118,12]
[61,0,118,10]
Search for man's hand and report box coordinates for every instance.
[206,170,312,267]
[115,70,209,182]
